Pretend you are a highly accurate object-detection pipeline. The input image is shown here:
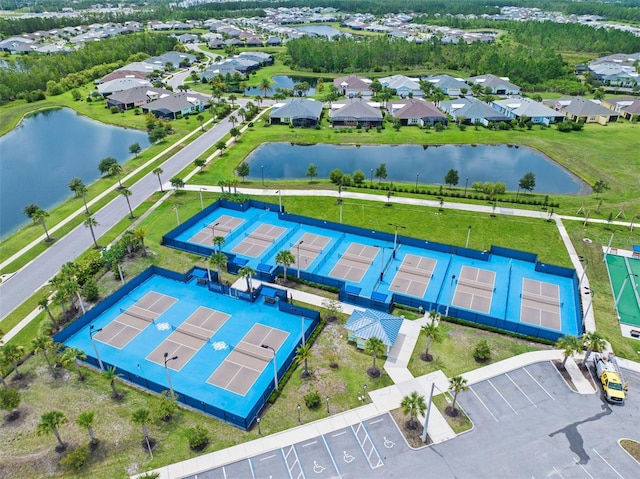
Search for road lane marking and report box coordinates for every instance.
[524,367,555,400]
[506,373,536,407]
[592,448,624,478]
[469,386,499,422]
[488,379,518,414]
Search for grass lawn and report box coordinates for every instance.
[620,439,640,462]
[408,321,552,378]
[432,393,473,434]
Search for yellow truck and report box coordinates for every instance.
[594,352,627,404]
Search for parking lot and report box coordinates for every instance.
[183,362,640,479]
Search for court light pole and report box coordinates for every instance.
[297,240,304,279]
[465,225,471,248]
[211,221,220,244]
[163,352,179,398]
[614,273,638,310]
[464,177,469,196]
[89,325,104,371]
[445,275,457,317]
[256,417,261,434]
[297,404,301,423]
[363,384,367,402]
[301,315,306,346]
[326,396,330,414]
[276,190,282,212]
[261,164,264,186]
[261,344,278,390]
[584,287,595,321]
[388,223,406,257]
[370,168,373,187]
[199,188,205,210]
[420,382,436,443]
[415,173,419,192]
[578,256,588,288]
[173,205,180,225]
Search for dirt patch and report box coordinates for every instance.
[420,352,433,362]
[389,408,430,449]
[366,367,381,378]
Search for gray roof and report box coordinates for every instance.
[555,97,616,116]
[145,51,196,69]
[440,97,510,121]
[270,99,323,120]
[425,74,468,92]
[145,92,209,113]
[330,99,382,121]
[467,74,520,91]
[388,98,446,120]
[107,86,172,105]
[97,78,152,95]
[492,98,560,118]
[379,74,421,91]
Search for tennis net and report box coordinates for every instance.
[397,269,429,283]
[340,253,372,266]
[299,242,323,254]
[521,292,560,307]
[120,306,155,323]
[399,264,431,277]
[235,341,272,363]
[176,326,210,343]
[458,278,494,293]
[248,232,277,244]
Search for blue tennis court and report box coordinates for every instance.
[59,270,317,429]
[163,200,581,341]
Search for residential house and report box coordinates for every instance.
[379,75,423,97]
[116,61,158,75]
[142,92,210,119]
[145,51,196,70]
[466,74,521,95]
[269,98,323,127]
[424,74,469,97]
[106,86,172,111]
[601,97,640,120]
[238,51,273,66]
[208,39,224,49]
[344,309,403,356]
[491,98,564,125]
[98,70,149,84]
[176,33,199,44]
[549,97,619,124]
[266,36,282,46]
[387,98,447,126]
[97,78,153,97]
[333,75,373,97]
[330,98,382,128]
[439,97,510,126]
[245,36,264,47]
[589,63,639,87]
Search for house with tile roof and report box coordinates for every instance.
[106,86,172,111]
[379,74,423,97]
[345,309,403,355]
[329,98,383,128]
[98,69,149,84]
[601,97,640,120]
[142,92,210,119]
[387,98,447,126]
[548,97,619,125]
[424,74,469,97]
[333,75,373,97]
[269,99,323,127]
[491,97,564,125]
[440,97,510,126]
[466,74,521,95]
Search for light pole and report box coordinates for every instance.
[261,344,278,390]
[276,190,282,212]
[297,240,304,278]
[445,275,456,317]
[363,384,367,402]
[465,225,471,248]
[199,188,205,210]
[370,168,373,187]
[163,352,179,398]
[464,177,469,196]
[256,417,261,434]
[584,287,595,321]
[338,198,343,224]
[89,325,104,371]
[415,173,419,192]
[326,396,330,414]
[516,186,520,202]
[614,273,638,310]
[578,256,588,288]
[375,245,390,282]
[211,222,220,245]
[420,382,436,443]
[388,223,406,257]
[261,164,264,186]
[173,205,180,225]
[301,315,306,346]
[297,404,301,423]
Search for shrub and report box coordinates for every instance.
[185,425,210,451]
[83,280,99,302]
[353,170,365,184]
[473,339,492,361]
[304,390,321,410]
[59,445,89,471]
[341,174,352,186]
[494,182,506,195]
[110,106,119,114]
[329,168,343,184]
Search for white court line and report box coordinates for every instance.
[592,448,624,478]
[524,367,555,400]
[332,431,347,437]
[575,458,595,479]
[506,373,536,407]
[469,387,499,422]
[302,441,317,448]
[553,466,565,478]
[260,454,277,461]
[488,379,518,415]
[322,435,342,479]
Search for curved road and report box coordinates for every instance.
[0,119,235,320]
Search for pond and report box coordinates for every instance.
[244,75,317,97]
[245,143,588,195]
[296,25,350,38]
[0,108,150,239]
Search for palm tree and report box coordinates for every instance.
[104,366,123,399]
[120,188,135,219]
[1,344,25,379]
[239,265,255,292]
[260,78,273,97]
[37,410,68,450]
[364,337,385,376]
[61,347,86,381]
[237,107,246,122]
[133,227,148,257]
[295,343,312,378]
[556,335,582,368]
[582,331,606,362]
[448,376,468,416]
[420,311,443,362]
[212,235,225,253]
[209,252,227,283]
[401,391,427,430]
[31,335,56,378]
[131,408,152,454]
[196,114,205,131]
[33,208,53,242]
[84,216,100,249]
[79,185,90,214]
[228,115,237,127]
[276,249,296,282]
[77,411,97,445]
[68,177,85,197]
[38,296,57,329]
[228,94,237,107]
[109,163,124,189]
[152,167,164,192]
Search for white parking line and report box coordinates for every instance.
[488,379,518,415]
[322,435,342,479]
[302,441,317,448]
[506,373,536,407]
[332,431,346,438]
[222,467,227,479]
[469,386,499,422]
[592,448,624,478]
[553,466,565,478]
[248,458,257,479]
[524,367,555,400]
[575,458,595,479]
[260,454,277,461]
[369,418,384,425]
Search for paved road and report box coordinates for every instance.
[184,362,640,479]
[0,119,234,320]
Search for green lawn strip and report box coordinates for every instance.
[0,287,51,343]
[432,393,473,434]
[408,321,551,378]
[563,220,640,362]
[620,439,640,462]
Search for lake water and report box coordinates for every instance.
[245,143,587,194]
[296,25,350,38]
[244,75,317,97]
[0,108,150,238]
